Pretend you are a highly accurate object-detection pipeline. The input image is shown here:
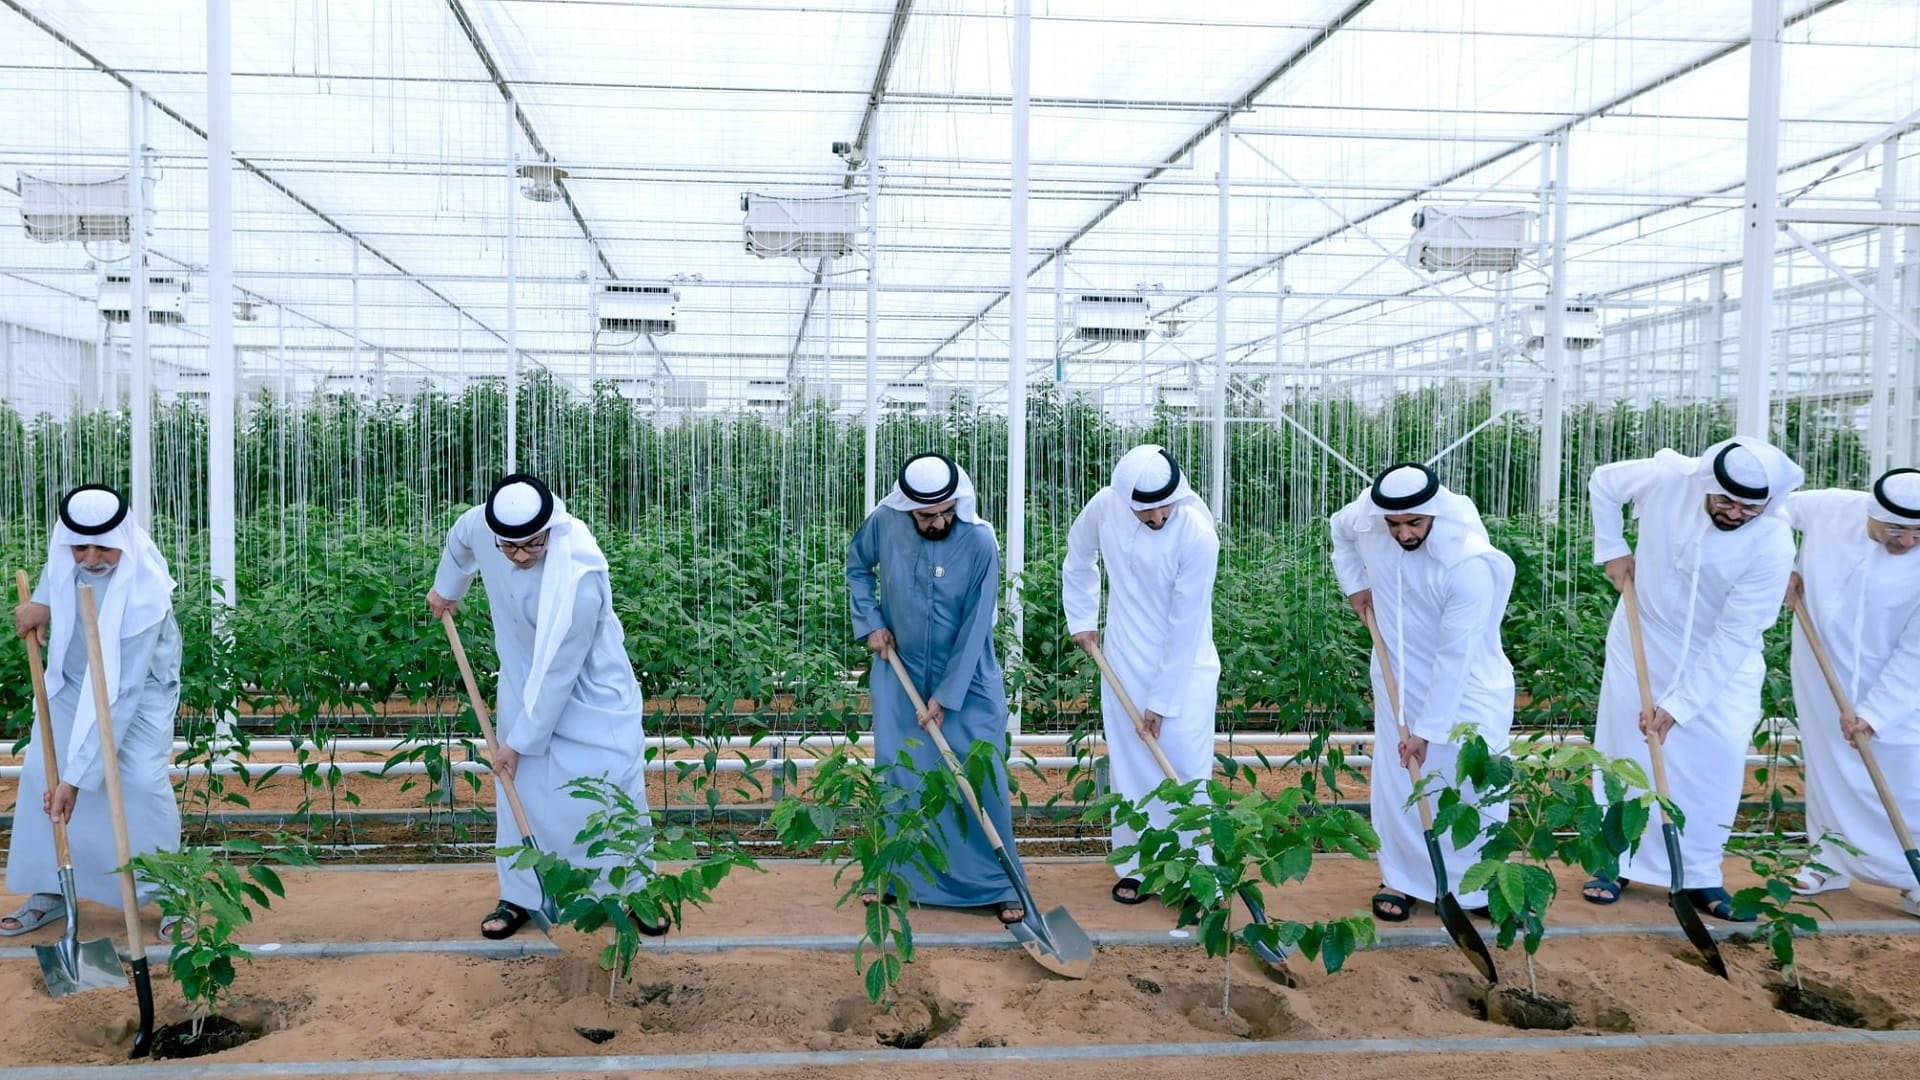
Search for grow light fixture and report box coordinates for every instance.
[1408,205,1536,273]
[1074,294,1150,342]
[19,169,131,243]
[741,191,861,258]
[99,272,186,325]
[595,283,679,335]
[516,163,569,203]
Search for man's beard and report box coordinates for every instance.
[77,563,114,577]
[917,520,955,542]
[1396,535,1426,551]
[1709,514,1747,532]
[1144,518,1166,531]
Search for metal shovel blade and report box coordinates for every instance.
[1660,822,1728,979]
[1426,831,1498,984]
[36,935,126,998]
[1234,885,1295,973]
[1006,904,1094,980]
[518,837,558,934]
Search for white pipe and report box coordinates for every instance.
[1209,116,1230,524]
[1538,133,1570,514]
[206,0,236,616]
[863,137,879,513]
[1005,0,1030,737]
[127,87,151,529]
[1736,0,1783,439]
[1870,140,1899,474]
[505,102,519,473]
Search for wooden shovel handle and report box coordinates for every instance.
[1361,609,1434,832]
[439,611,537,839]
[1085,642,1180,781]
[1620,575,1675,805]
[884,650,1006,852]
[1789,595,1918,853]
[15,570,71,866]
[78,583,145,957]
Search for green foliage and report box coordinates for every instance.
[1087,767,1380,988]
[770,739,959,1004]
[1439,732,1658,995]
[503,775,760,983]
[126,838,316,1022]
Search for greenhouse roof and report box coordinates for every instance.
[2,0,1917,412]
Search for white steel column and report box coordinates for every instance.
[1736,0,1784,438]
[822,256,835,406]
[1052,253,1065,384]
[1271,260,1287,421]
[863,140,880,512]
[208,0,236,612]
[505,103,520,473]
[1538,134,1569,514]
[1870,140,1900,473]
[1006,0,1031,734]
[1209,116,1231,523]
[1900,224,1920,464]
[127,87,152,528]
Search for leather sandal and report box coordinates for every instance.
[1371,888,1416,922]
[480,899,531,940]
[1111,877,1152,905]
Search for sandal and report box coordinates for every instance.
[1582,876,1627,905]
[860,891,898,907]
[1371,889,1416,922]
[1685,887,1752,923]
[1790,868,1850,896]
[480,900,531,940]
[996,901,1026,926]
[627,907,671,938]
[0,894,63,937]
[1111,877,1152,905]
[159,914,197,942]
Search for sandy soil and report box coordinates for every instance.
[1,858,1916,1075]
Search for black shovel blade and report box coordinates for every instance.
[518,837,558,934]
[1903,847,1920,891]
[128,955,155,1059]
[1425,829,1497,984]
[1233,885,1295,973]
[1661,822,1728,979]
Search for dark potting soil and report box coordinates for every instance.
[1484,987,1577,1031]
[151,1016,256,1059]
[1772,983,1867,1028]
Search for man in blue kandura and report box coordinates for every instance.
[846,452,1027,926]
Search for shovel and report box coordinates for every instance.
[77,584,156,1056]
[440,611,556,934]
[1363,609,1499,984]
[1084,641,1292,973]
[1622,576,1730,979]
[15,571,125,997]
[1790,594,1920,892]
[884,650,1094,978]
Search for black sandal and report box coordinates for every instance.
[627,906,671,938]
[1686,887,1752,923]
[480,900,531,940]
[1582,876,1627,905]
[861,891,898,907]
[997,901,1026,926]
[1111,877,1152,905]
[1371,889,1416,922]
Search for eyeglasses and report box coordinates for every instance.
[496,537,549,556]
[911,508,957,525]
[1707,495,1767,519]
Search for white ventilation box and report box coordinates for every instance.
[881,380,928,409]
[99,272,187,325]
[1156,385,1200,412]
[742,191,861,258]
[596,283,678,334]
[745,378,792,409]
[1074,294,1150,342]
[1408,205,1536,273]
[661,378,707,408]
[1523,303,1603,351]
[19,170,131,243]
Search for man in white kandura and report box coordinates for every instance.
[1063,445,1220,905]
[5,485,183,938]
[1586,437,1803,920]
[1331,463,1515,922]
[1783,467,1920,918]
[426,473,657,940]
